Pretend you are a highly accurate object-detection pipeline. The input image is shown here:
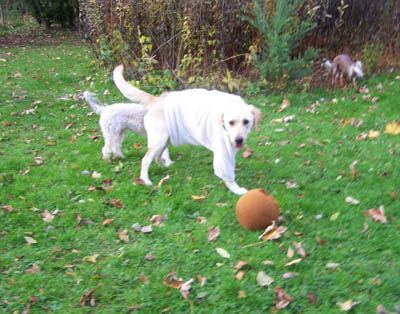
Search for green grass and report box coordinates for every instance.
[1,34,399,314]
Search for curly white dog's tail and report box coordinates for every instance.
[83,91,103,115]
[113,64,159,106]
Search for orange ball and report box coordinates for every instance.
[236,188,279,230]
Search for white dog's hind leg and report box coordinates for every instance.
[140,132,169,186]
[224,181,248,195]
[160,148,174,167]
[112,130,125,159]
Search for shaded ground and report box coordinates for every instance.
[0,28,84,48]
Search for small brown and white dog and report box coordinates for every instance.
[113,64,262,195]
[322,54,364,89]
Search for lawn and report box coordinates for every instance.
[0,31,399,313]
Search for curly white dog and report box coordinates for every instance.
[113,64,261,195]
[83,91,173,166]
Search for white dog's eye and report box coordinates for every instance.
[243,119,249,125]
[229,120,235,126]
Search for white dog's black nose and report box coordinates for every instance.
[235,137,244,146]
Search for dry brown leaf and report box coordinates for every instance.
[197,275,206,287]
[287,247,294,258]
[256,271,274,287]
[216,248,230,259]
[42,210,55,222]
[26,264,40,274]
[237,290,246,298]
[163,270,185,289]
[2,205,15,212]
[365,205,387,223]
[273,286,292,310]
[157,175,170,187]
[207,226,220,242]
[83,254,99,264]
[118,229,129,243]
[24,236,37,244]
[368,130,380,139]
[294,242,306,257]
[242,148,254,158]
[79,288,95,307]
[337,299,361,311]
[285,258,302,267]
[102,219,114,226]
[181,278,194,299]
[258,222,288,241]
[234,261,248,272]
[192,195,206,201]
[145,254,155,261]
[140,274,149,284]
[235,270,246,280]
[141,225,153,233]
[196,216,207,224]
[282,272,299,279]
[111,199,124,208]
[385,121,400,135]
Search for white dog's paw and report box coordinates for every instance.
[140,177,152,186]
[234,187,248,195]
[224,181,248,195]
[161,159,174,168]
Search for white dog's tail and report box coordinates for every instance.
[83,91,103,115]
[113,64,159,105]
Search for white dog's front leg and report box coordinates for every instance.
[224,181,248,195]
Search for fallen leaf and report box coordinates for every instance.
[365,205,387,223]
[216,248,230,259]
[118,229,129,243]
[273,286,292,310]
[242,148,254,158]
[163,270,185,289]
[26,264,40,274]
[207,226,220,242]
[83,254,99,264]
[286,180,298,189]
[345,196,360,205]
[192,195,206,201]
[141,225,153,233]
[287,247,294,258]
[2,205,14,212]
[24,236,37,244]
[330,212,340,221]
[234,261,248,272]
[326,263,340,269]
[294,242,306,257]
[306,293,317,304]
[79,288,95,307]
[157,175,170,187]
[196,216,207,224]
[385,121,400,135]
[337,299,361,311]
[235,270,246,280]
[258,221,287,241]
[102,219,114,226]
[368,130,380,139]
[282,272,299,279]
[237,290,246,298]
[92,171,102,178]
[145,254,155,261]
[256,271,274,287]
[111,199,124,208]
[42,210,55,222]
[197,275,206,287]
[285,258,302,267]
[140,274,149,284]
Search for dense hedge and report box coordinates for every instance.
[78,0,400,85]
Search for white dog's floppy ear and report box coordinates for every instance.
[219,112,225,130]
[250,105,262,132]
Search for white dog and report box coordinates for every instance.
[322,54,364,89]
[83,91,173,166]
[113,65,261,195]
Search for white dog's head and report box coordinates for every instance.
[221,104,261,150]
[351,61,364,80]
